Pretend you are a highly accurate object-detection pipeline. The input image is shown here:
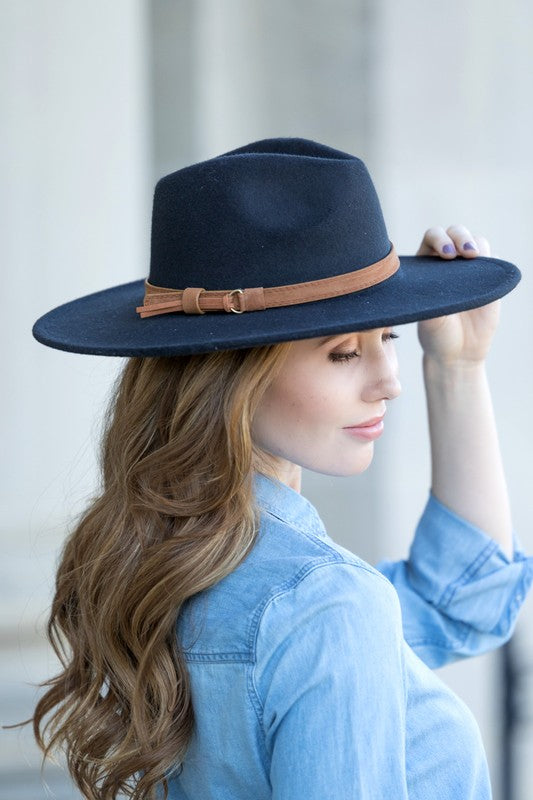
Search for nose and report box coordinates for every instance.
[360,351,402,403]
[383,372,402,401]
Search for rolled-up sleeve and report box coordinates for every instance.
[252,561,409,799]
[376,491,533,669]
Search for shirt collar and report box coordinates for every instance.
[252,471,328,540]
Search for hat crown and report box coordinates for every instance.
[148,137,391,290]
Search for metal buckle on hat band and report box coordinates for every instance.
[226,289,244,313]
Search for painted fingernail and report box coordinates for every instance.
[442,244,455,254]
[463,241,478,251]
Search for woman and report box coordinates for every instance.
[31,137,532,799]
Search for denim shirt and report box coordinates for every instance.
[168,472,533,799]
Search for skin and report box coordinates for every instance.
[252,328,401,482]
[252,224,513,560]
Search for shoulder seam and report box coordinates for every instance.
[248,557,394,656]
[247,558,395,730]
[261,506,331,551]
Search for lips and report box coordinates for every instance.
[343,415,385,441]
[344,414,385,429]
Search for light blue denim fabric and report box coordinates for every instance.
[167,472,533,799]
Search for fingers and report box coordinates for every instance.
[469,233,491,257]
[445,225,491,258]
[416,225,491,259]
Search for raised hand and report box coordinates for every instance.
[415,225,500,366]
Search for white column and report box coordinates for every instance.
[187,0,376,161]
[0,0,151,782]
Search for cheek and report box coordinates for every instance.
[253,370,329,445]
[261,380,312,427]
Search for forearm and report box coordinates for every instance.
[423,354,513,560]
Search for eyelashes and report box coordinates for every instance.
[328,332,399,363]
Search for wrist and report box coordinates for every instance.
[423,353,487,385]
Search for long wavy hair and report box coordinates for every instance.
[31,341,293,800]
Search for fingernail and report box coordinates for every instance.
[463,241,478,251]
[442,244,455,254]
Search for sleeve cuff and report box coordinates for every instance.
[407,491,533,634]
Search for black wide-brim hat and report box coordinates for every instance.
[33,137,520,357]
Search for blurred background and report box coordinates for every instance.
[2,1,532,797]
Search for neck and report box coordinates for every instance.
[253,451,302,493]
[276,462,302,493]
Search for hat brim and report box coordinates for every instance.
[32,255,520,357]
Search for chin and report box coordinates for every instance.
[313,451,375,478]
[343,449,375,476]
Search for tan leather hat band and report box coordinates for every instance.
[136,243,399,318]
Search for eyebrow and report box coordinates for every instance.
[315,334,348,347]
[315,327,393,347]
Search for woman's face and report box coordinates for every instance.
[252,328,401,479]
